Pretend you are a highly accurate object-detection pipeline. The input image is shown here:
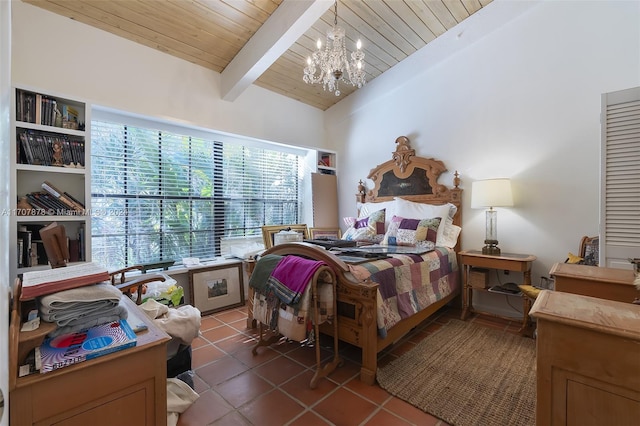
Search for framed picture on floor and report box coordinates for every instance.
[188,262,244,315]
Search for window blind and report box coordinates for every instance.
[91,119,302,270]
[601,87,640,267]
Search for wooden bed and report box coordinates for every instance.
[263,136,462,385]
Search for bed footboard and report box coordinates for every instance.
[261,242,458,385]
[262,243,380,384]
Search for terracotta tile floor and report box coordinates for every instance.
[177,304,523,426]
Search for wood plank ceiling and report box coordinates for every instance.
[23,0,492,111]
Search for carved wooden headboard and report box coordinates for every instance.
[356,136,462,227]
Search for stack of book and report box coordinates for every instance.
[22,181,84,216]
[19,262,137,375]
[20,261,111,300]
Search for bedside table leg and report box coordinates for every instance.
[461,265,471,320]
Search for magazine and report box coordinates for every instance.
[39,320,136,373]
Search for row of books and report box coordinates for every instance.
[17,129,85,167]
[23,181,85,216]
[15,89,81,129]
[17,223,85,268]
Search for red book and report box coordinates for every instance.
[20,261,110,300]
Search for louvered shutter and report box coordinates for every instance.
[601,87,640,268]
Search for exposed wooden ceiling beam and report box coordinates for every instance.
[220,0,332,102]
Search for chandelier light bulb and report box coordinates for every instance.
[307,57,312,65]
[357,39,362,50]
[316,39,322,49]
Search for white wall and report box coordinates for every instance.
[10,1,325,150]
[326,0,640,300]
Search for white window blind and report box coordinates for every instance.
[601,86,640,268]
[91,118,302,270]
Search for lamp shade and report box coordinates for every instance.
[471,179,514,208]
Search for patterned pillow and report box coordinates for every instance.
[342,209,386,242]
[382,215,441,249]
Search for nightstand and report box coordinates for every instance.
[459,250,537,337]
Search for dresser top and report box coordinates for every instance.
[549,262,635,285]
[530,290,640,340]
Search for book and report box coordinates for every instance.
[20,260,110,300]
[17,230,32,267]
[39,222,69,268]
[39,320,137,373]
[42,181,84,213]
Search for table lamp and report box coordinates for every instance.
[471,178,513,255]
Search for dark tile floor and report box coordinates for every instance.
[177,304,522,426]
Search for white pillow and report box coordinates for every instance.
[358,200,397,230]
[393,197,457,247]
[358,200,395,218]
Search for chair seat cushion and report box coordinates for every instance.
[518,284,541,299]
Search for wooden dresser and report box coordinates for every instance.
[549,262,637,303]
[9,293,171,426]
[530,290,640,425]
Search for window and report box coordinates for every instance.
[91,112,306,270]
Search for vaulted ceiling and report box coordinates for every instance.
[23,0,493,110]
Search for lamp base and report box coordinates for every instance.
[482,240,500,255]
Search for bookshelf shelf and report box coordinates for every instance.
[15,120,85,137]
[11,86,92,279]
[16,164,86,174]
[14,215,87,222]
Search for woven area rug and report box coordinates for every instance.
[377,320,536,426]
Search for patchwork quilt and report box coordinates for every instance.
[348,247,459,338]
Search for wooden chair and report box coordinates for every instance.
[520,235,599,337]
[109,266,193,378]
[578,235,599,266]
[109,265,167,305]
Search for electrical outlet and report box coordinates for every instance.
[504,270,509,275]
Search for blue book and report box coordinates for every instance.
[39,320,137,373]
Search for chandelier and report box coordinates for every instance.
[303,1,366,96]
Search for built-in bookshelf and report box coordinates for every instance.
[317,149,337,175]
[10,87,91,279]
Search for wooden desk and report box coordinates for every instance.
[549,262,637,303]
[530,290,640,426]
[459,250,537,336]
[10,294,171,426]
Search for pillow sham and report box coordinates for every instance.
[440,223,461,249]
[393,197,457,246]
[382,215,441,249]
[342,208,386,243]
